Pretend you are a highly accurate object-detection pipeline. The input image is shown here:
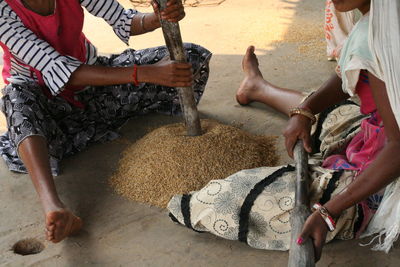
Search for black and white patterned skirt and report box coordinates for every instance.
[0,43,211,175]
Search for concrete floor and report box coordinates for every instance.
[1,0,400,266]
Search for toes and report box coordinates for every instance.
[46,224,56,241]
[45,210,83,243]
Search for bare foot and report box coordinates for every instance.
[45,209,83,243]
[236,46,265,105]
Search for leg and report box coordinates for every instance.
[18,136,82,243]
[0,83,82,243]
[88,44,211,119]
[236,46,304,116]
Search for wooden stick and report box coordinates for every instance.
[288,141,315,267]
[156,0,202,136]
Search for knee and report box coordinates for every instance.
[2,82,44,104]
[183,43,212,74]
[2,83,47,141]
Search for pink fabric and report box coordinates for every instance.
[2,0,87,107]
[322,70,386,235]
[322,72,385,173]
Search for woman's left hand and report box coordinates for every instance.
[151,0,186,22]
[297,212,329,262]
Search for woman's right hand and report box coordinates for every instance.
[283,114,313,158]
[137,59,193,88]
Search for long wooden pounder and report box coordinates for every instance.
[288,141,315,267]
[156,0,202,136]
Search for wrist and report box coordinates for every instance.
[136,65,149,83]
[149,12,161,29]
[312,203,336,232]
[298,103,314,114]
[289,107,316,125]
[323,201,344,219]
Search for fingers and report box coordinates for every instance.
[151,60,193,87]
[285,133,311,158]
[297,232,323,263]
[283,116,312,158]
[313,237,324,262]
[151,0,159,10]
[297,213,328,263]
[284,133,297,158]
[296,224,310,246]
[162,10,185,22]
[303,132,313,153]
[160,1,185,22]
[168,62,193,87]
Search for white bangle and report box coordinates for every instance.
[312,203,336,232]
[140,14,146,32]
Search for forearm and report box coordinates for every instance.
[300,73,350,114]
[66,64,155,87]
[130,12,160,36]
[324,141,400,218]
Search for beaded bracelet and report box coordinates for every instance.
[312,203,336,232]
[132,64,139,86]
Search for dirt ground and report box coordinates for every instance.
[1,0,400,266]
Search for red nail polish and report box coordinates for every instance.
[296,237,303,245]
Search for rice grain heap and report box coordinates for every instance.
[110,120,278,208]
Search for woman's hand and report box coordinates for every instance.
[297,212,329,262]
[283,115,313,158]
[137,58,193,87]
[151,0,186,23]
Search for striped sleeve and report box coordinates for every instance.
[0,3,82,96]
[80,0,137,45]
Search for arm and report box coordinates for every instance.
[284,73,350,157]
[324,73,400,216]
[130,0,186,36]
[297,73,400,262]
[81,0,185,43]
[299,73,350,114]
[66,60,193,88]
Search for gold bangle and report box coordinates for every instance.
[289,107,316,125]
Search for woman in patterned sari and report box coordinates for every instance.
[168,0,400,262]
[0,0,211,243]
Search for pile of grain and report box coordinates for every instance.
[110,120,278,208]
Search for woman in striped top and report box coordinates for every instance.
[0,0,211,243]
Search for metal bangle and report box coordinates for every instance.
[312,203,336,232]
[140,14,146,32]
[289,107,316,125]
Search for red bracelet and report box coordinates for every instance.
[312,203,336,232]
[132,64,139,86]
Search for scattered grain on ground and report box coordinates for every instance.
[276,20,326,60]
[110,120,279,208]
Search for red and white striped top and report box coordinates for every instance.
[0,0,138,95]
